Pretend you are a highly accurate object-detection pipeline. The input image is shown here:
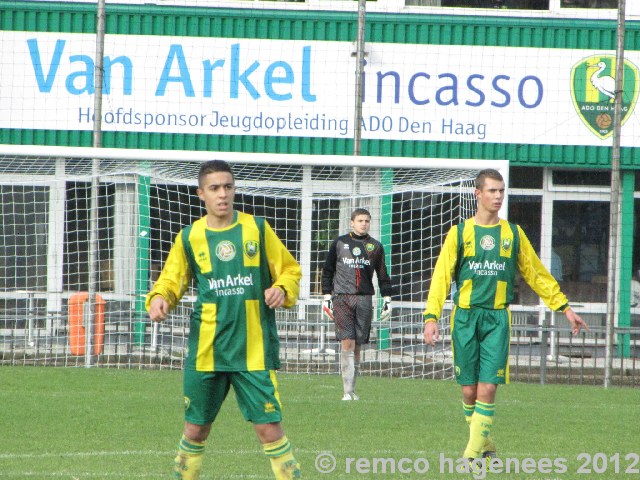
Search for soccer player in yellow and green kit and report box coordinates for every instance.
[423,168,588,467]
[146,160,302,480]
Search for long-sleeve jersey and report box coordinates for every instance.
[322,232,393,297]
[146,211,301,372]
[423,218,569,322]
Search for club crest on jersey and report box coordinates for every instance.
[501,238,512,252]
[264,402,276,414]
[352,246,362,256]
[366,243,375,252]
[244,240,259,259]
[216,241,236,261]
[480,235,495,251]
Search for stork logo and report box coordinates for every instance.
[571,55,639,140]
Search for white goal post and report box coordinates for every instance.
[0,144,507,378]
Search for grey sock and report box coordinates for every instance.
[341,351,355,394]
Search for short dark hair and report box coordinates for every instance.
[351,208,371,221]
[198,160,235,187]
[475,168,504,190]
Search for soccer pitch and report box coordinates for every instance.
[1,367,638,479]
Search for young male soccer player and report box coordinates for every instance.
[322,208,393,400]
[146,160,302,480]
[423,168,588,464]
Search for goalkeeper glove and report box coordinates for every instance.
[322,294,334,320]
[380,296,392,321]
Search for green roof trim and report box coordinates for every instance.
[3,1,639,50]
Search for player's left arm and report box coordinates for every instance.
[264,220,302,308]
[375,243,393,298]
[516,226,589,335]
[374,243,393,320]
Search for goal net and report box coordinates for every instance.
[0,144,507,379]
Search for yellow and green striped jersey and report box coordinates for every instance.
[423,218,569,322]
[146,211,301,372]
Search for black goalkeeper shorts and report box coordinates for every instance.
[332,294,373,345]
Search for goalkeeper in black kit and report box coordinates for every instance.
[322,208,394,400]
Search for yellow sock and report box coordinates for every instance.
[462,402,474,427]
[173,435,205,480]
[263,436,301,479]
[463,402,496,454]
[463,401,494,459]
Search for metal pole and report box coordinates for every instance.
[93,0,106,149]
[350,0,367,209]
[353,0,366,157]
[604,0,626,388]
[86,0,106,367]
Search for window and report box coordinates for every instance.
[552,169,611,187]
[509,195,542,253]
[509,167,613,306]
[64,183,114,291]
[438,0,548,7]
[553,200,609,302]
[0,186,49,292]
[510,166,543,189]
[561,0,616,8]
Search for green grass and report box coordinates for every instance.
[1,367,639,479]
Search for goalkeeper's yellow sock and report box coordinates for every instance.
[462,401,495,459]
[173,435,205,480]
[463,402,496,454]
[263,436,301,479]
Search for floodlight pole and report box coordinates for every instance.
[604,0,626,388]
[85,0,106,367]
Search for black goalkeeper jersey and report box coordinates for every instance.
[322,232,392,297]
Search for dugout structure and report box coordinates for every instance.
[0,144,507,378]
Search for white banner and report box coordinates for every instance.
[1,31,638,146]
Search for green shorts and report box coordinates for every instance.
[451,307,511,385]
[183,369,282,425]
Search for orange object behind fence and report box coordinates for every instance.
[69,292,105,355]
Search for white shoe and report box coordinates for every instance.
[342,392,360,401]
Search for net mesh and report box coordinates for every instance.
[0,147,502,378]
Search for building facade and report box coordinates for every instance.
[1,0,639,357]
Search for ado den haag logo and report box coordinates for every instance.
[571,55,639,140]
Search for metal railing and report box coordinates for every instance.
[1,300,638,386]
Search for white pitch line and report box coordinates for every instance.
[0,474,269,479]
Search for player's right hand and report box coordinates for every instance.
[423,321,439,347]
[149,295,170,322]
[322,294,334,321]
